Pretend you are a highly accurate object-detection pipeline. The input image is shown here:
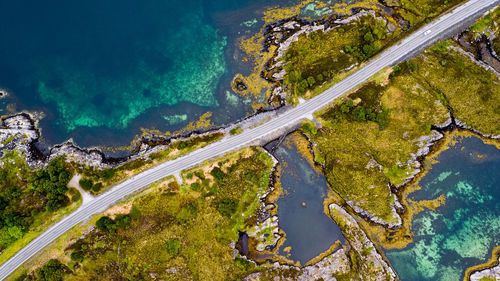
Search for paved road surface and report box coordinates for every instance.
[1,0,499,279]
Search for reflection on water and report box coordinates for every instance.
[267,135,345,265]
[386,136,500,281]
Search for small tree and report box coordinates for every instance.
[210,167,225,182]
[363,31,375,43]
[91,182,103,193]
[79,178,94,191]
[35,259,67,281]
[307,76,316,87]
[217,199,239,218]
[344,45,353,53]
[70,251,84,263]
[298,80,309,93]
[96,216,116,233]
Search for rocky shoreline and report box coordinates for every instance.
[470,255,500,281]
[0,5,407,177]
[0,105,290,172]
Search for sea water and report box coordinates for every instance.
[0,0,298,148]
[386,136,500,281]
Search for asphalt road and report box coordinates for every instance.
[1,0,499,279]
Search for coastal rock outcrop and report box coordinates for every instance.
[242,249,352,281]
[329,204,397,281]
[470,256,500,281]
[0,113,42,167]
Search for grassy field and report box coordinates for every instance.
[304,42,499,223]
[397,0,466,26]
[414,43,500,136]
[466,5,500,53]
[306,63,450,223]
[282,13,396,100]
[15,147,274,281]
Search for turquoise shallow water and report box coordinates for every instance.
[0,0,356,149]
[0,0,297,148]
[267,136,345,265]
[386,136,500,281]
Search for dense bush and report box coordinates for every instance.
[217,199,239,218]
[344,27,383,61]
[176,202,199,224]
[114,214,131,230]
[0,155,73,250]
[96,212,135,234]
[79,178,93,191]
[301,120,318,135]
[35,259,68,281]
[210,167,226,182]
[91,182,103,193]
[98,168,116,182]
[70,251,84,262]
[30,157,72,211]
[96,216,116,233]
[229,127,243,135]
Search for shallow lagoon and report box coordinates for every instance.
[267,135,345,265]
[386,136,500,281]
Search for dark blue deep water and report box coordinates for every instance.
[0,0,296,148]
[268,136,345,265]
[386,136,500,281]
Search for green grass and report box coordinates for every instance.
[478,277,496,281]
[306,62,450,223]
[282,14,394,100]
[399,0,465,24]
[416,44,500,136]
[303,40,499,223]
[229,126,243,135]
[23,147,275,280]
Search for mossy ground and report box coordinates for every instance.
[397,0,466,26]
[304,42,499,223]
[14,147,275,281]
[417,43,500,136]
[282,13,397,100]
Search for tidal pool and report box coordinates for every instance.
[267,135,345,265]
[386,136,500,281]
